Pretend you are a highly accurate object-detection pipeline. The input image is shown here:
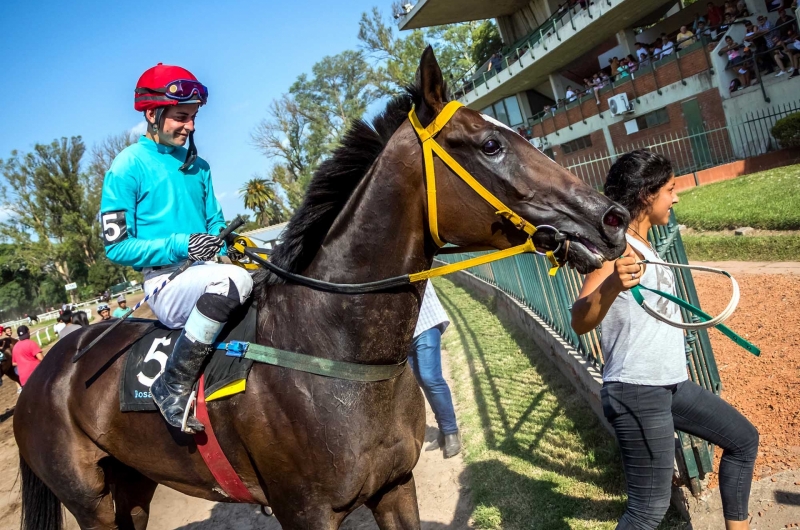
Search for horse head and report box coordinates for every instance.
[410,46,628,273]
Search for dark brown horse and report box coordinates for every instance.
[15,48,627,530]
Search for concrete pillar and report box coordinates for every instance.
[602,126,617,158]
[549,73,574,103]
[618,29,638,58]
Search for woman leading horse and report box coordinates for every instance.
[15,48,627,530]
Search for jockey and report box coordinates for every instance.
[100,64,252,433]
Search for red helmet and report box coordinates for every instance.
[134,63,208,112]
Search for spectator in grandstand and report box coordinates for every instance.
[58,312,83,339]
[720,35,745,64]
[776,8,798,39]
[571,150,759,530]
[609,56,621,75]
[677,25,696,49]
[12,325,43,388]
[738,47,756,87]
[717,12,736,38]
[625,54,639,72]
[565,85,578,102]
[487,52,504,74]
[113,295,129,318]
[696,20,713,39]
[707,1,724,26]
[771,33,797,75]
[97,303,112,322]
[661,33,675,56]
[737,0,750,15]
[635,41,649,63]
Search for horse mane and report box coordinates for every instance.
[256,83,440,288]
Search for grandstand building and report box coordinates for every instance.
[399,0,800,181]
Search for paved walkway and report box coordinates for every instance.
[691,261,800,275]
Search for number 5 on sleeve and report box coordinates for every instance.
[101,210,129,245]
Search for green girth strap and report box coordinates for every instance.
[217,341,407,382]
[630,285,760,356]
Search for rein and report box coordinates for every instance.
[232,101,566,294]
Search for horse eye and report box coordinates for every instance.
[482,139,502,155]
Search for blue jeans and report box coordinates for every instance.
[408,327,458,435]
[602,380,759,529]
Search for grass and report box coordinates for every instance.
[673,163,800,230]
[683,234,800,261]
[433,278,687,529]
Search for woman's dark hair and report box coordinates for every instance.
[72,311,90,327]
[604,150,674,220]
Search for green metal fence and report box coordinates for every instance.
[438,212,720,494]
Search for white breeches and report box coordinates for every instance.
[143,262,254,329]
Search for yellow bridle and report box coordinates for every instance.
[231,101,563,282]
[406,101,562,281]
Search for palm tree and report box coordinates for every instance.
[240,178,282,226]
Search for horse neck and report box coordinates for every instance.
[263,134,433,365]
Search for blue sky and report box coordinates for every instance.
[0,0,383,220]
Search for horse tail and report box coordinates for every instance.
[20,456,63,530]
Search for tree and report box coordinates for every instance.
[358,4,502,97]
[239,177,288,226]
[253,51,379,210]
[0,137,96,286]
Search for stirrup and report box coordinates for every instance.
[181,390,198,434]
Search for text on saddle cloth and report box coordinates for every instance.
[119,305,257,412]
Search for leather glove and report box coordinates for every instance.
[188,233,224,262]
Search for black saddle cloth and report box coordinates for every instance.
[119,304,256,412]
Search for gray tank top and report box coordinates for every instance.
[600,235,688,385]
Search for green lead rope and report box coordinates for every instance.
[630,285,760,356]
[216,341,408,382]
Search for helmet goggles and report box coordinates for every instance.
[163,79,208,104]
[135,79,208,105]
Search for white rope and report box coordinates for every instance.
[636,260,740,330]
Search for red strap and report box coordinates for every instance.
[194,375,256,503]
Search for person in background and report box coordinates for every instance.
[112,296,129,318]
[696,20,713,39]
[58,312,82,339]
[660,33,675,56]
[71,311,90,327]
[97,304,112,322]
[571,150,758,530]
[771,33,797,76]
[776,8,798,39]
[12,325,43,389]
[635,42,649,65]
[487,52,504,74]
[625,54,639,72]
[565,85,577,102]
[409,282,460,459]
[677,25,696,49]
[53,311,70,336]
[0,326,17,359]
[707,1,724,26]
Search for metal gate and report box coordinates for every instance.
[437,212,720,494]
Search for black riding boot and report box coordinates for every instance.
[150,329,211,433]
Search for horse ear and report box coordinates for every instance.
[415,45,445,122]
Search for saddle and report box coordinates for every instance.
[119,303,257,412]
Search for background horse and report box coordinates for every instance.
[15,48,628,530]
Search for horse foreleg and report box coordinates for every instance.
[108,462,158,530]
[366,473,421,530]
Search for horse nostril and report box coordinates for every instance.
[604,212,623,228]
